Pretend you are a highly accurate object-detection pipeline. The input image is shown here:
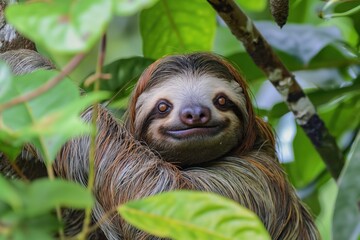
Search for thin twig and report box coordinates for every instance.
[0,53,86,112]
[207,0,345,179]
[79,34,107,240]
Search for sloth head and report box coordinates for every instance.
[126,53,274,166]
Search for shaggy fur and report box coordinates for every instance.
[0,50,320,240]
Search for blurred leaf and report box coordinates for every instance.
[0,175,22,210]
[315,179,338,240]
[140,0,216,59]
[2,214,58,240]
[24,179,93,217]
[5,0,112,53]
[0,61,12,97]
[333,132,360,240]
[214,27,244,56]
[256,22,342,64]
[115,0,160,16]
[91,56,153,95]
[0,70,108,162]
[235,0,267,11]
[320,17,359,47]
[227,45,359,85]
[119,191,271,240]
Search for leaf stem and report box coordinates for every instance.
[79,34,107,240]
[0,53,86,112]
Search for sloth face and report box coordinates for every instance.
[134,73,248,166]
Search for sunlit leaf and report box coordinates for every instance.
[333,132,360,240]
[115,0,160,16]
[5,0,112,53]
[140,0,216,59]
[0,70,108,161]
[119,191,271,240]
[235,0,267,11]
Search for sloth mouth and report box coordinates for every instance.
[165,125,223,139]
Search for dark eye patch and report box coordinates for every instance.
[213,93,235,111]
[138,99,172,139]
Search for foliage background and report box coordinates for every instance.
[0,0,359,239]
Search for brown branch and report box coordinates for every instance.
[0,53,86,112]
[207,0,345,180]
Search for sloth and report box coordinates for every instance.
[0,50,320,240]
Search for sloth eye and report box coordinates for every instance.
[214,94,233,110]
[157,100,172,114]
[217,96,227,106]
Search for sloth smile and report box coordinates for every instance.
[165,126,222,139]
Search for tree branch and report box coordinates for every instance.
[207,0,345,180]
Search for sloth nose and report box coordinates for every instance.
[180,105,211,125]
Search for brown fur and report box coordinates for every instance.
[0,50,320,239]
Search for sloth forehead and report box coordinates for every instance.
[136,74,244,110]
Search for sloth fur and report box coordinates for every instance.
[0,50,320,240]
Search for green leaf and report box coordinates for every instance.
[0,175,22,210]
[0,70,108,161]
[235,0,267,12]
[333,132,360,240]
[84,57,154,107]
[283,125,325,188]
[5,0,112,53]
[140,0,216,59]
[24,179,93,217]
[119,191,271,240]
[115,0,160,16]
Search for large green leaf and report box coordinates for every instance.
[119,191,271,240]
[0,70,108,162]
[140,0,216,59]
[5,0,112,53]
[333,132,360,240]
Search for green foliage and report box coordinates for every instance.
[140,0,216,59]
[0,176,93,240]
[0,0,359,239]
[5,0,113,53]
[115,0,160,16]
[333,132,360,240]
[119,191,271,240]
[0,70,108,163]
